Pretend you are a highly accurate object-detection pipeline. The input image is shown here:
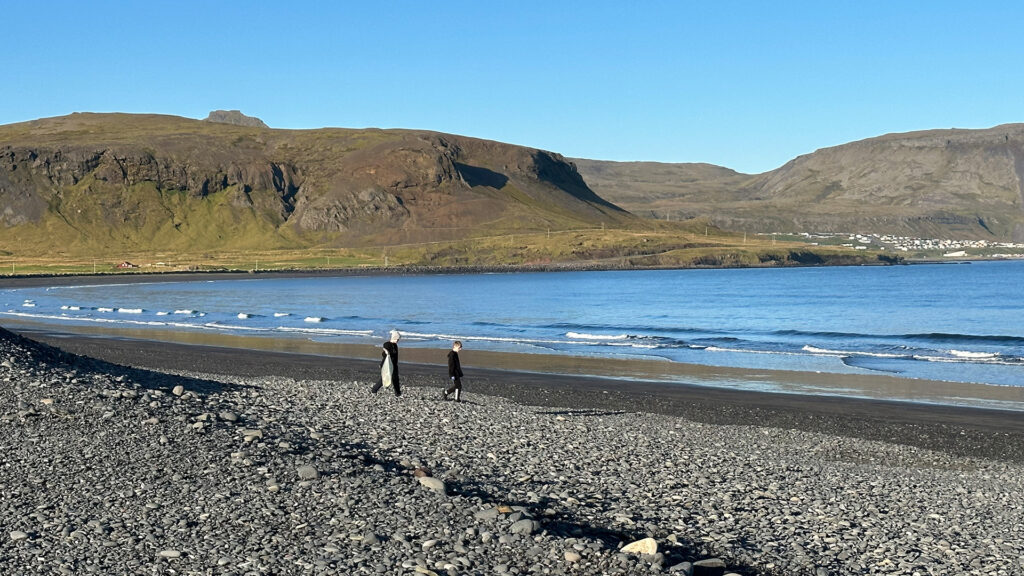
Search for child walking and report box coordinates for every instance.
[442,340,464,402]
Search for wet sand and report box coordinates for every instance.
[13,326,1024,464]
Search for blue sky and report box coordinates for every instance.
[4,1,1022,173]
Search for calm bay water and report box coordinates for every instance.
[3,261,1024,389]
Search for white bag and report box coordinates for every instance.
[380,350,394,387]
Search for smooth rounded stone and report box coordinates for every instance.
[692,558,726,576]
[418,476,447,494]
[474,507,500,521]
[668,561,693,574]
[171,385,184,396]
[157,549,182,559]
[9,530,28,541]
[622,537,658,555]
[510,519,540,535]
[362,532,380,546]
[564,551,582,562]
[422,539,440,551]
[296,465,320,480]
[218,411,239,422]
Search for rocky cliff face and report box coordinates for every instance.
[203,110,269,128]
[0,113,629,255]
[578,125,1024,240]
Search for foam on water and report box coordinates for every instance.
[950,349,998,359]
[277,326,375,337]
[802,345,906,359]
[566,331,631,341]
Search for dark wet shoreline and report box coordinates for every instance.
[17,328,1024,464]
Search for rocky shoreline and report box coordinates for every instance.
[2,327,1023,575]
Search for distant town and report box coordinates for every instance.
[763,232,1024,259]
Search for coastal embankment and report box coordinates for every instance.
[3,327,1024,575]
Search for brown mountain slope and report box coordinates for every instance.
[0,113,632,256]
[571,159,754,219]
[577,124,1024,240]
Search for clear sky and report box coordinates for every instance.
[3,1,1022,174]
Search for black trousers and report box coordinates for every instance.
[371,375,401,396]
[444,377,462,399]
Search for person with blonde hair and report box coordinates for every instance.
[371,330,402,396]
[442,340,465,402]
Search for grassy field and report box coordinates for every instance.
[0,224,894,277]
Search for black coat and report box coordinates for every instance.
[447,350,464,378]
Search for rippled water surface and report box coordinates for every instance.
[4,261,1024,387]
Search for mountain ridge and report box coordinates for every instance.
[577,123,1024,240]
[0,113,632,256]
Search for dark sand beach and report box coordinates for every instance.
[17,326,1024,464]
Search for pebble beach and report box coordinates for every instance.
[2,326,1024,575]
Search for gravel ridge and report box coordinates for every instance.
[2,328,1023,575]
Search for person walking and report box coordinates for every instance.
[442,340,464,402]
[371,330,401,396]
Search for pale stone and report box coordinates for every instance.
[158,549,181,558]
[296,465,319,480]
[622,537,658,555]
[418,476,446,493]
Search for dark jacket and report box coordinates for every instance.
[447,349,464,378]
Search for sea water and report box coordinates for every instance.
[3,261,1023,388]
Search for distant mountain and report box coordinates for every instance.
[577,124,1024,240]
[0,113,631,256]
